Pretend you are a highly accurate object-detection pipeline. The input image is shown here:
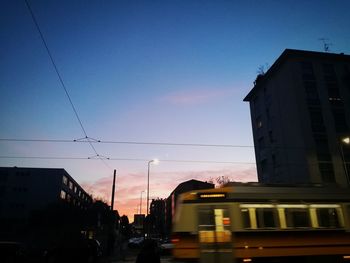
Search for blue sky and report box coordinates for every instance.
[1,0,350,218]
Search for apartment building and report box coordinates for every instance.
[0,167,92,219]
[244,49,350,186]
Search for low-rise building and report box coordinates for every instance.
[0,167,92,220]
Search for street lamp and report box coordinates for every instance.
[139,190,145,215]
[342,137,350,145]
[340,136,350,184]
[147,159,159,217]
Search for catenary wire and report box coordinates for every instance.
[0,155,255,164]
[0,138,253,148]
[24,0,110,169]
[1,155,347,165]
[0,138,315,150]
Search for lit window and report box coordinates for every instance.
[62,176,68,185]
[60,190,66,200]
[256,117,263,128]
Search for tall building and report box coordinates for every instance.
[244,49,350,186]
[0,167,92,220]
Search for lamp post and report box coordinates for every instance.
[139,190,145,215]
[147,159,159,217]
[340,137,350,184]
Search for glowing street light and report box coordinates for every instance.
[342,137,350,145]
[147,159,159,217]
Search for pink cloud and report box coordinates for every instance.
[81,166,257,221]
[160,88,236,105]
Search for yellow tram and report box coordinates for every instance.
[172,183,350,262]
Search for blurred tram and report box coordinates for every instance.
[172,183,350,263]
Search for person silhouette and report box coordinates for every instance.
[135,239,160,263]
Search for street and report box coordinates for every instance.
[108,247,174,263]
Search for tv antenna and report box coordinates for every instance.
[318,38,332,52]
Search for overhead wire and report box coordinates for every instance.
[0,155,255,164]
[0,137,313,150]
[24,0,111,170]
[0,138,253,148]
[1,155,347,166]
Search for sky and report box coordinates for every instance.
[1,0,350,220]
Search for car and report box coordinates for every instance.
[128,237,144,248]
[159,239,174,255]
[0,241,26,263]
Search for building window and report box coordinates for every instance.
[62,176,68,185]
[74,186,77,193]
[67,194,71,202]
[332,109,349,132]
[0,172,8,182]
[323,64,337,82]
[261,159,268,174]
[60,190,66,200]
[266,108,270,121]
[268,131,274,143]
[253,96,261,114]
[272,154,276,168]
[309,109,325,132]
[327,82,342,100]
[256,116,263,129]
[318,162,335,183]
[69,181,73,190]
[301,61,315,80]
[258,137,265,149]
[304,81,320,104]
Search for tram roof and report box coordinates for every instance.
[180,183,350,203]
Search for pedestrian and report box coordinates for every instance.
[135,239,160,263]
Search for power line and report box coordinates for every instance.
[0,137,253,148]
[0,137,312,150]
[24,0,87,138]
[2,155,347,166]
[0,155,255,164]
[24,0,110,169]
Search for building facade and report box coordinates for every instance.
[244,49,350,186]
[150,198,166,238]
[0,167,92,220]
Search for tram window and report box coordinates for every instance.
[241,208,251,228]
[256,208,278,228]
[317,208,340,228]
[198,209,215,228]
[285,208,310,228]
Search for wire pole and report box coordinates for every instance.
[111,169,116,210]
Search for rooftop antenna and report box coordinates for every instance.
[318,38,332,52]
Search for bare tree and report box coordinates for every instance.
[216,175,234,187]
[207,177,215,184]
